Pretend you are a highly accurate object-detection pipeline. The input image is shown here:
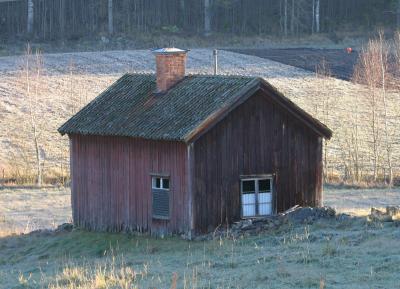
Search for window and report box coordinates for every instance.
[152,176,170,219]
[241,178,273,217]
[152,177,170,190]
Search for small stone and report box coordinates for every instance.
[386,206,400,217]
[369,208,393,222]
[336,213,352,221]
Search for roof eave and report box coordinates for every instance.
[57,128,187,142]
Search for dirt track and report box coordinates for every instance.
[228,48,358,80]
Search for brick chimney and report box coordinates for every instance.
[153,48,188,93]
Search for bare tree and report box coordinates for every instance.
[377,31,393,186]
[0,0,397,41]
[204,0,211,36]
[344,106,361,183]
[397,0,400,28]
[290,0,295,35]
[27,0,34,35]
[23,44,45,186]
[179,0,185,28]
[68,60,78,114]
[353,32,396,185]
[395,31,400,75]
[312,0,315,33]
[391,31,400,178]
[108,0,113,35]
[315,0,320,33]
[284,0,288,36]
[353,40,382,182]
[316,59,333,181]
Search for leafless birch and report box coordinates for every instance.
[23,44,45,186]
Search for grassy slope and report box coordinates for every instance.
[0,49,399,181]
[0,218,399,288]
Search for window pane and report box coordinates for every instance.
[242,193,256,205]
[259,179,271,192]
[152,177,162,189]
[162,178,170,189]
[243,204,256,217]
[242,180,255,192]
[259,192,272,203]
[155,178,161,188]
[259,203,272,215]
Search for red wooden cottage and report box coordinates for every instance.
[59,48,332,235]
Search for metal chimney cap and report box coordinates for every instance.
[152,47,189,54]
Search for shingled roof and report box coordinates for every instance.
[58,74,332,142]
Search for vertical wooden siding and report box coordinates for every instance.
[192,91,323,233]
[70,135,189,234]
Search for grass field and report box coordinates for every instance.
[0,187,399,288]
[0,187,71,235]
[1,218,399,288]
[0,48,399,183]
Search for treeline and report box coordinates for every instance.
[0,0,399,42]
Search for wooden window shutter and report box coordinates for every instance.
[152,189,170,219]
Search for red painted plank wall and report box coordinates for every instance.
[192,91,323,233]
[70,135,189,234]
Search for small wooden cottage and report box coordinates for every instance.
[59,48,332,235]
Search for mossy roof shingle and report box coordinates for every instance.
[59,74,259,140]
[58,73,332,141]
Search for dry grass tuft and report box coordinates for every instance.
[49,264,139,289]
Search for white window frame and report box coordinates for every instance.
[240,177,273,218]
[152,176,170,190]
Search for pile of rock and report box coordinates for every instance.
[368,206,400,223]
[285,206,336,224]
[55,222,74,232]
[27,222,74,236]
[194,206,338,241]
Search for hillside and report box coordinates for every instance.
[0,49,399,182]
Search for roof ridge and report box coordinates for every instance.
[125,72,155,76]
[185,74,256,78]
[123,72,257,80]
